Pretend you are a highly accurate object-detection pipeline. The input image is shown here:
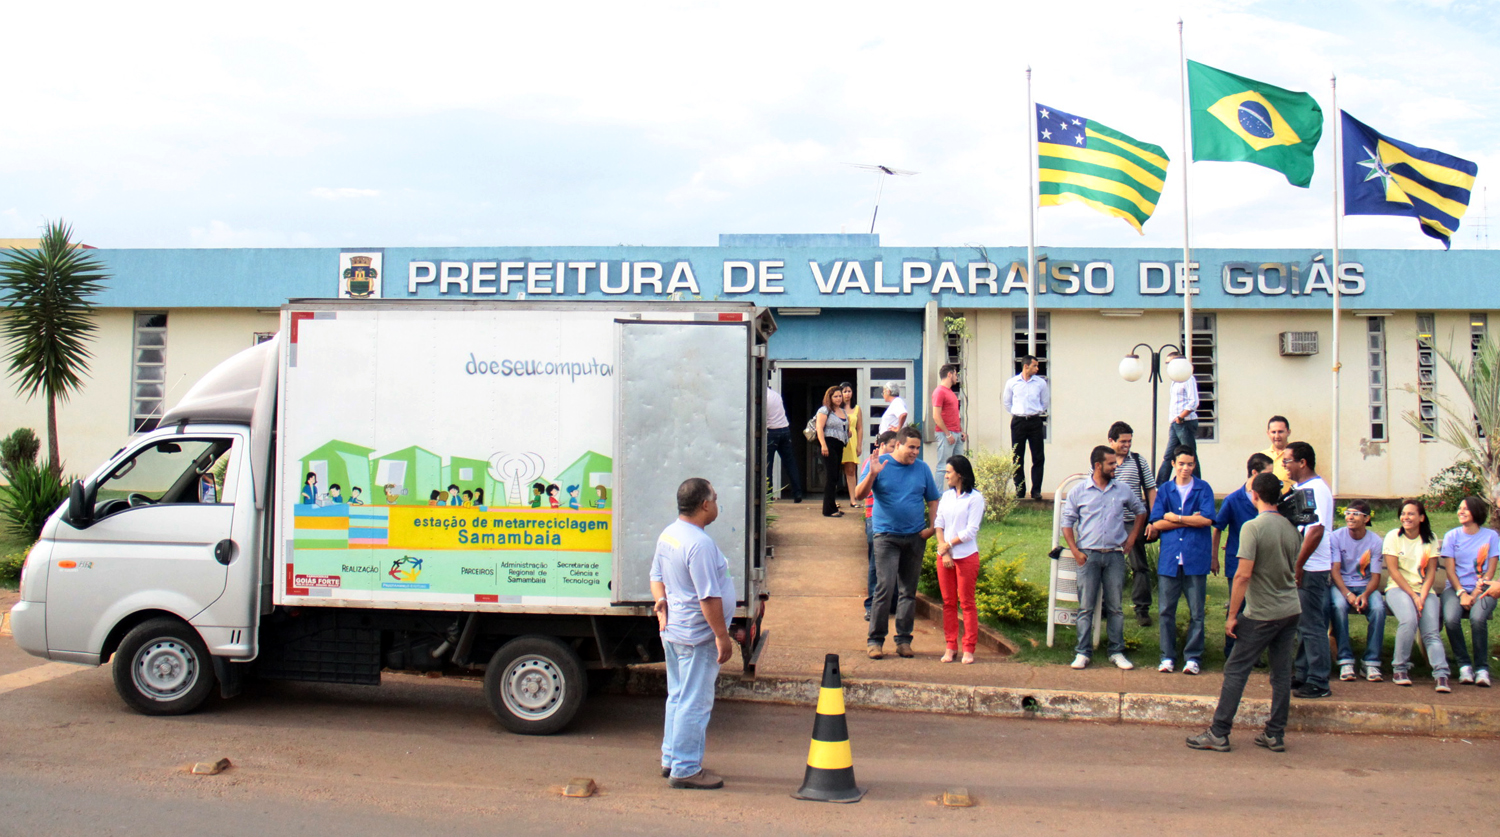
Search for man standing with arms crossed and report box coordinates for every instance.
[1002,355,1049,501]
[856,426,941,660]
[765,384,803,503]
[1108,422,1157,627]
[1149,448,1216,675]
[932,363,966,465]
[1187,472,1303,753]
[1062,445,1146,670]
[1284,441,1335,699]
[651,478,736,789]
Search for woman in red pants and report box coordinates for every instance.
[935,454,986,664]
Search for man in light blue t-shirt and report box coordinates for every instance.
[650,478,735,790]
[854,425,941,660]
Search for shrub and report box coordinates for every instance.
[974,545,1047,624]
[1423,461,1485,513]
[0,459,70,541]
[919,538,939,597]
[0,549,26,583]
[968,447,1018,523]
[0,427,40,479]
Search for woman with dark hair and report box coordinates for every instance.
[1383,498,1450,690]
[1440,496,1500,687]
[934,454,985,664]
[815,386,850,517]
[840,382,863,506]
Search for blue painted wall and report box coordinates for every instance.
[766,309,923,361]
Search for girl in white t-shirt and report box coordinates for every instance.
[1382,499,1451,691]
[935,455,986,665]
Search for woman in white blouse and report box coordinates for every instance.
[935,454,986,664]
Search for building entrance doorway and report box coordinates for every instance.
[769,360,914,500]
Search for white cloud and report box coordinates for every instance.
[309,188,381,201]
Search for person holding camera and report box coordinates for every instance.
[1283,442,1335,699]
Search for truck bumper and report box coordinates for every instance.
[9,600,48,659]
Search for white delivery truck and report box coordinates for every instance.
[9,300,773,734]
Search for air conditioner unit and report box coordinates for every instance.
[1279,331,1319,356]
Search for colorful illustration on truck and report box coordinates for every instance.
[289,440,613,601]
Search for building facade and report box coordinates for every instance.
[1,233,1491,497]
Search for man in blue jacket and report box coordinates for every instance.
[1150,448,1216,674]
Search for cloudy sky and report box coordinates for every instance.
[2,0,1495,251]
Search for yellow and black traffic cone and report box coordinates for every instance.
[792,653,865,803]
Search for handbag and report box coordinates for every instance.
[803,416,819,441]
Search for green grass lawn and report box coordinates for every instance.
[970,505,1463,671]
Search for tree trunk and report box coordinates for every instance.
[46,393,60,478]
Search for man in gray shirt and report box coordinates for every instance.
[1188,472,1303,754]
[1062,445,1146,670]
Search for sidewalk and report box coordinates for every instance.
[626,500,1500,738]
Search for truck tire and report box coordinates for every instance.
[112,617,217,716]
[484,635,585,735]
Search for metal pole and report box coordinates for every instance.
[869,174,886,235]
[1331,73,1343,495]
[1149,350,1161,469]
[1177,19,1194,370]
[1026,66,1038,357]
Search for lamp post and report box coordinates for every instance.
[1118,343,1195,468]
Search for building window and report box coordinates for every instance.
[253,332,276,345]
[1417,313,1437,442]
[1367,317,1388,442]
[1179,313,1218,442]
[1012,312,1050,439]
[1473,314,1488,438]
[131,312,168,433]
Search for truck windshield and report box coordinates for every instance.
[96,439,230,507]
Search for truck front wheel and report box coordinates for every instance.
[112,617,217,716]
[484,636,585,735]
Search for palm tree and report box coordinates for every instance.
[1403,333,1500,503]
[0,220,108,476]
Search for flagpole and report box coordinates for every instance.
[1178,20,1193,368]
[1026,66,1038,357]
[1331,72,1343,495]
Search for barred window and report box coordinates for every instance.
[1417,313,1437,442]
[1013,312,1050,439]
[130,312,168,433]
[1473,314,1488,438]
[1367,318,1388,442]
[1179,313,1218,442]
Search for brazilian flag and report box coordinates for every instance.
[1188,61,1323,187]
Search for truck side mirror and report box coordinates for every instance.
[68,480,93,528]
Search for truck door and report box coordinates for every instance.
[614,319,752,605]
[48,435,240,656]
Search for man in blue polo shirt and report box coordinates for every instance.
[1212,452,1275,661]
[854,425,941,660]
[1150,448,1216,674]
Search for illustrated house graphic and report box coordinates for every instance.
[299,440,376,504]
[551,450,613,510]
[442,455,504,507]
[369,445,442,505]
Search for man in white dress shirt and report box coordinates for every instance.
[1166,351,1201,478]
[1001,356,1049,501]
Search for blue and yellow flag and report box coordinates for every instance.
[1342,111,1478,249]
[1035,104,1169,233]
[1188,61,1323,187]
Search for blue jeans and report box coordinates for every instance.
[934,432,965,467]
[1385,588,1448,677]
[1441,588,1498,672]
[1293,570,1332,690]
[1158,572,1207,664]
[1074,549,1126,658]
[863,516,876,612]
[661,638,721,779]
[767,427,803,499]
[1328,583,1386,667]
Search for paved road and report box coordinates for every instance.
[1,639,1496,836]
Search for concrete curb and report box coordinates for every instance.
[619,668,1500,738]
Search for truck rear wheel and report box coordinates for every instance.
[112,617,217,716]
[484,636,585,735]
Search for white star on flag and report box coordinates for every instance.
[1074,134,1084,145]
[1041,128,1052,140]
[1040,108,1050,120]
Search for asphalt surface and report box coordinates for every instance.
[1,637,1497,836]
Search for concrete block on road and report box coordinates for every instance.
[1120,693,1221,727]
[717,674,818,706]
[844,679,973,715]
[1431,705,1500,737]
[972,687,1120,722]
[1288,700,1433,736]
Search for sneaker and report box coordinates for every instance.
[866,645,883,660]
[668,769,724,790]
[1185,730,1230,752]
[1293,685,1332,699]
[1109,653,1134,670]
[1184,660,1201,676]
[1479,670,1492,688]
[1339,664,1357,682]
[1435,675,1452,693]
[1158,659,1175,673]
[1366,665,1383,683]
[661,766,671,777]
[1070,654,1090,670]
[896,643,915,658]
[1393,670,1413,686]
[1459,665,1475,685]
[1253,732,1285,753]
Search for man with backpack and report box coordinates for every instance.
[1108,422,1157,627]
